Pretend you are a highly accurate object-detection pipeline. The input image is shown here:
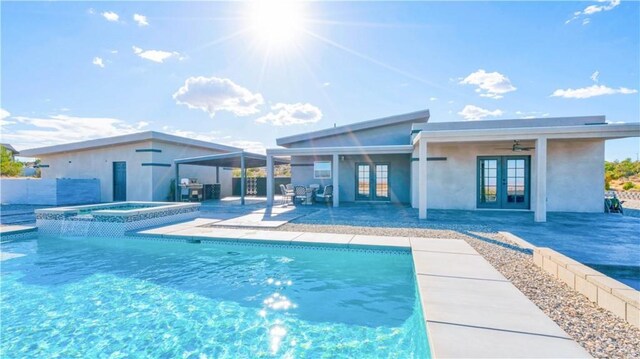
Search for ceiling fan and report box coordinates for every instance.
[496,140,535,152]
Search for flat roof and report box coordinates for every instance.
[175,151,289,168]
[277,109,430,146]
[412,115,606,133]
[19,131,241,157]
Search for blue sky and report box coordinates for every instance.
[1,1,638,160]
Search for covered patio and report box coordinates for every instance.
[174,151,289,205]
[264,145,413,208]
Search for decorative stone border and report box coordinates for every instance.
[527,241,640,328]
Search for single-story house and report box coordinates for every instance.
[19,131,242,202]
[265,109,640,222]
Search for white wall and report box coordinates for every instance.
[38,141,153,202]
[37,139,234,202]
[414,139,604,212]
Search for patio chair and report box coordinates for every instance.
[280,184,293,205]
[309,184,320,191]
[293,185,307,205]
[315,185,333,203]
[285,183,293,192]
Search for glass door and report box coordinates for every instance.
[356,164,371,200]
[356,163,390,201]
[478,158,500,208]
[503,157,529,209]
[374,164,390,201]
[477,156,529,209]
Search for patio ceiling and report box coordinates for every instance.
[175,151,289,168]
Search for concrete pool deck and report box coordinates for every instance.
[133,221,590,358]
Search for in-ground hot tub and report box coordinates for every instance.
[35,202,200,237]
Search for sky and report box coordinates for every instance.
[1,1,639,160]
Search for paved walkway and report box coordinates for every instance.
[133,222,590,358]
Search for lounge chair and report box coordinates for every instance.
[315,185,333,203]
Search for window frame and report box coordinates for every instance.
[313,161,332,179]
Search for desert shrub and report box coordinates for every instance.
[623,182,634,191]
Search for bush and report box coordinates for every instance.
[623,182,634,191]
[0,146,23,177]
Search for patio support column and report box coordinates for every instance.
[215,166,219,183]
[240,152,246,206]
[534,137,547,222]
[332,153,339,207]
[175,163,180,202]
[418,138,427,219]
[266,154,274,207]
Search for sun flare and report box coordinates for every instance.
[248,1,306,47]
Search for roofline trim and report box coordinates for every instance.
[19,131,242,157]
[276,109,430,146]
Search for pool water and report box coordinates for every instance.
[0,236,430,358]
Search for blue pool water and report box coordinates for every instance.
[0,236,430,358]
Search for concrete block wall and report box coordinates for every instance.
[533,247,639,328]
[0,178,100,205]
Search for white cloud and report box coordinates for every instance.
[87,8,96,15]
[551,84,637,99]
[515,111,550,119]
[133,13,149,27]
[173,76,264,117]
[322,82,331,87]
[459,69,516,99]
[566,0,620,24]
[102,11,119,22]
[458,105,503,121]
[1,108,10,120]
[590,70,600,83]
[429,97,437,101]
[0,108,14,126]
[0,114,144,150]
[256,103,322,126]
[92,57,105,68]
[132,46,181,63]
[161,126,266,154]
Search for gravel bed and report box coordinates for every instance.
[278,223,640,358]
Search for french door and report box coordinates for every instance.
[477,156,530,209]
[356,163,390,201]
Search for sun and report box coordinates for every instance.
[248,1,306,47]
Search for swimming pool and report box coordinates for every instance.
[0,236,430,357]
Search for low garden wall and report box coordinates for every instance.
[533,247,639,328]
[0,178,100,205]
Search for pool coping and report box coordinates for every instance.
[131,221,591,358]
[34,201,200,217]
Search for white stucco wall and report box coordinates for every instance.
[413,139,605,213]
[38,141,154,202]
[37,139,234,202]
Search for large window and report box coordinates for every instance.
[314,161,332,179]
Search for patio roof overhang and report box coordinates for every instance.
[173,151,289,205]
[412,123,640,145]
[175,151,289,168]
[266,145,413,157]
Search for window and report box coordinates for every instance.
[314,161,332,179]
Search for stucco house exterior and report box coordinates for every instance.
[19,131,239,202]
[265,109,640,222]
